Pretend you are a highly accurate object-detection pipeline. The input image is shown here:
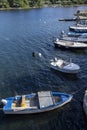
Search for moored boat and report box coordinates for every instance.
[1,91,73,114]
[54,38,87,50]
[60,34,87,43]
[50,58,80,74]
[69,25,87,33]
[68,32,87,37]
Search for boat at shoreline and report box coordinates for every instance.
[1,91,73,115]
[54,38,87,50]
[50,58,80,74]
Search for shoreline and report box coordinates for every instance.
[0,4,87,11]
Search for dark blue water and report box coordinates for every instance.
[0,6,87,130]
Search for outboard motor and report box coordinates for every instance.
[1,99,7,105]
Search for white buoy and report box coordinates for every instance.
[38,53,42,57]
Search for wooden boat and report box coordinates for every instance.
[1,91,73,114]
[69,25,87,33]
[50,58,80,74]
[54,38,87,50]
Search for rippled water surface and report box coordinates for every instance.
[0,6,87,130]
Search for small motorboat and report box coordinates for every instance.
[50,58,80,74]
[60,34,87,43]
[69,25,87,33]
[1,91,73,114]
[68,32,87,37]
[54,38,87,50]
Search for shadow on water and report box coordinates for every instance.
[0,100,87,130]
[50,68,79,81]
[0,75,87,130]
[0,106,69,130]
[54,47,87,55]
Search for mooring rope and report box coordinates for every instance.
[71,86,87,105]
[71,86,87,95]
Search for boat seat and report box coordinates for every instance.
[21,95,27,108]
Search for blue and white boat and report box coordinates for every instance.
[1,91,73,114]
[60,34,87,43]
[68,32,87,37]
[50,58,80,74]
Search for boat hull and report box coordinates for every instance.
[51,65,79,74]
[54,42,87,50]
[61,37,87,43]
[69,26,87,33]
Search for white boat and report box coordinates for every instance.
[69,25,87,33]
[54,38,87,50]
[1,91,73,114]
[50,58,80,74]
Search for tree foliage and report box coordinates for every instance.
[0,0,87,8]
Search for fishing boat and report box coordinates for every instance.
[69,25,87,33]
[54,38,87,50]
[1,91,73,114]
[50,58,80,74]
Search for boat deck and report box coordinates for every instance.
[12,91,57,109]
[11,91,61,110]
